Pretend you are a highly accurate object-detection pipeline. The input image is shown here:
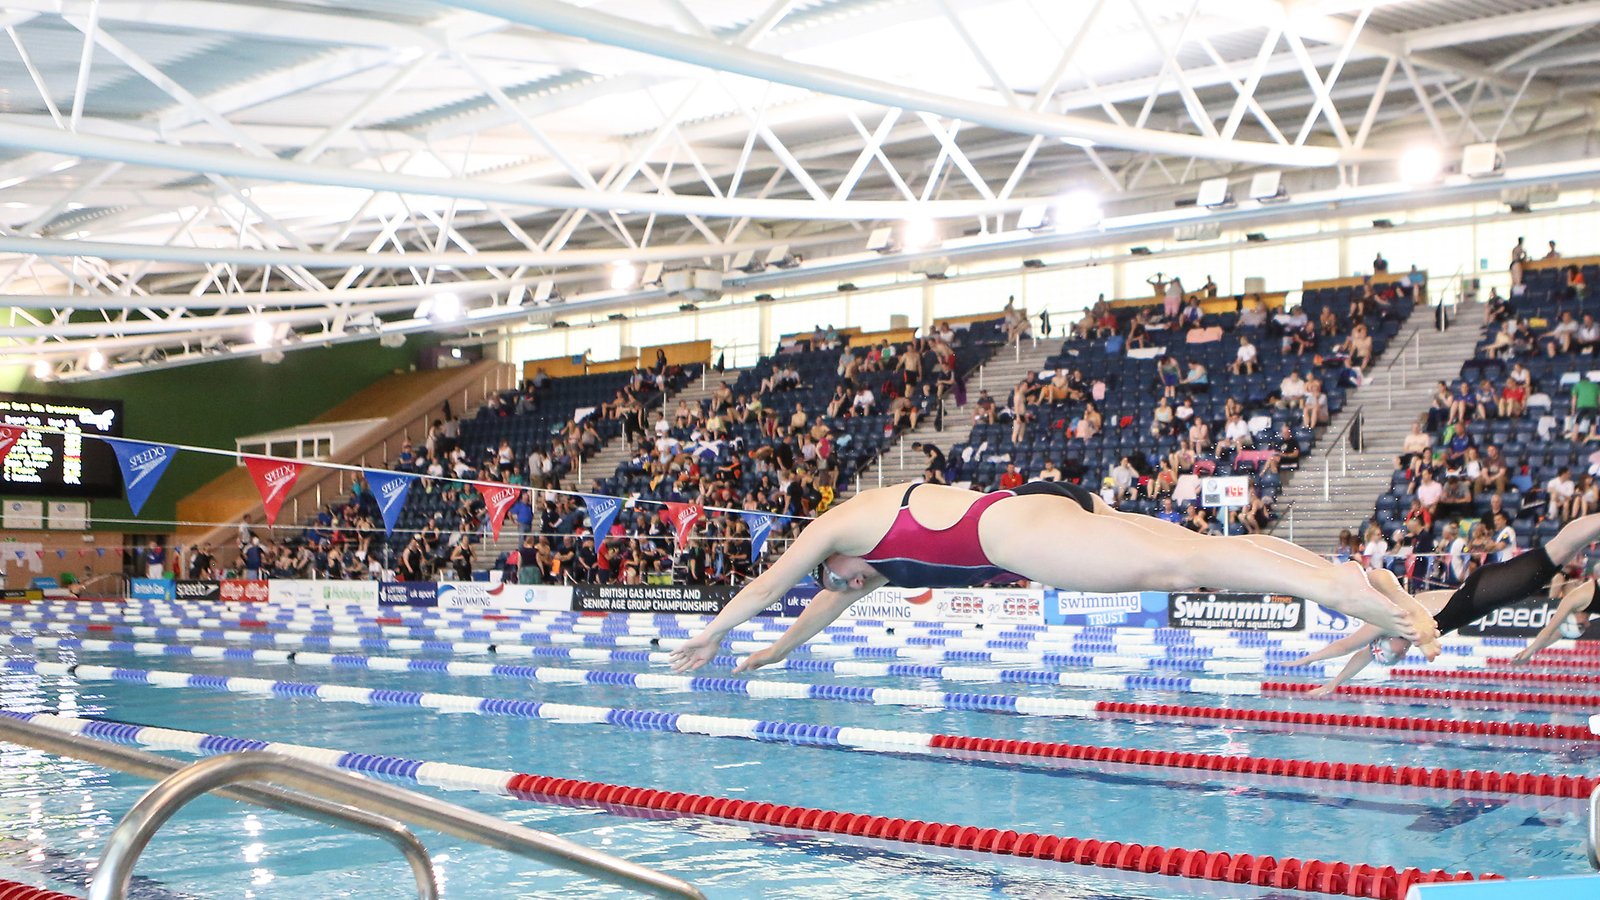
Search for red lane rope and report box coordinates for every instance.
[504,774,1497,899]
[1090,700,1594,742]
[1389,668,1600,686]
[1264,681,1600,710]
[0,878,77,899]
[1526,645,1600,657]
[1484,657,1600,670]
[926,734,1597,798]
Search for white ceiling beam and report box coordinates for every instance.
[1401,2,1600,52]
[433,0,1356,167]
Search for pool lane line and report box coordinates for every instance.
[13,633,1597,718]
[1389,668,1600,686]
[5,641,1592,799]
[0,877,75,900]
[9,658,1594,765]
[0,711,1499,899]
[0,615,1523,675]
[23,607,1525,660]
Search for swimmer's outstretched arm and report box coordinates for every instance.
[1285,625,1382,666]
[1305,648,1375,697]
[734,576,888,674]
[1513,582,1594,663]
[669,515,841,673]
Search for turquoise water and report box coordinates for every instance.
[0,630,1593,899]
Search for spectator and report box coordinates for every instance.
[1548,466,1577,522]
[1372,252,1388,273]
[1573,372,1600,420]
[1230,335,1258,375]
[1278,370,1307,409]
[1038,459,1063,482]
[998,463,1024,490]
[1545,240,1561,260]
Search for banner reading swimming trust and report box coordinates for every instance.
[243,456,303,524]
[363,469,416,535]
[740,511,775,559]
[580,493,622,538]
[105,438,175,516]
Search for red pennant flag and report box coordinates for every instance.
[475,483,520,541]
[243,456,304,524]
[661,502,703,551]
[0,425,24,465]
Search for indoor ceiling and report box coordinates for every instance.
[2,0,1599,377]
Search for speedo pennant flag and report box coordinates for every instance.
[661,501,703,551]
[243,456,304,524]
[0,425,24,467]
[364,469,416,535]
[105,438,176,516]
[740,511,776,560]
[579,493,622,538]
[475,482,520,540]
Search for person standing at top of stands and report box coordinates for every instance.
[1163,277,1184,320]
[1147,272,1167,298]
[1202,275,1218,299]
[142,540,164,580]
[668,481,1437,675]
[1372,252,1388,274]
[242,537,264,580]
[1545,240,1561,260]
[1039,308,1051,337]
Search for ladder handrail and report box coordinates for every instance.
[1589,783,1599,870]
[0,715,437,899]
[0,717,703,900]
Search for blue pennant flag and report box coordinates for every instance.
[105,439,176,516]
[364,470,417,535]
[581,493,622,538]
[741,512,776,560]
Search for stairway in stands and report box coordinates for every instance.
[853,335,1068,492]
[1270,303,1485,550]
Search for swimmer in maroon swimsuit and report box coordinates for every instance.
[668,482,1439,674]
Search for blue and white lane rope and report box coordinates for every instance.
[0,610,1520,666]
[3,621,1405,675]
[3,711,539,796]
[0,635,1276,702]
[1,659,966,748]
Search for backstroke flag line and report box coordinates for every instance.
[105,438,176,516]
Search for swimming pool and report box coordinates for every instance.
[0,602,1593,899]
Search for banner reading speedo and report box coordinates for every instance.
[1168,592,1305,631]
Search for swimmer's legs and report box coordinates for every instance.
[1542,511,1600,568]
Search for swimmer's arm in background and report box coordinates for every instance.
[735,576,888,674]
[670,515,843,673]
[1285,625,1382,666]
[1306,648,1374,697]
[1513,582,1594,662]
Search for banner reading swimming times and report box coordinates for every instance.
[1167,592,1305,631]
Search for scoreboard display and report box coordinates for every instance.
[0,393,124,498]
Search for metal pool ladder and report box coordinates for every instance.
[0,717,704,900]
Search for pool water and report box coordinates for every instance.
[0,607,1593,899]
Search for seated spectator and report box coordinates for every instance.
[1038,459,1063,482]
[1287,316,1318,356]
[1317,305,1340,337]
[1110,457,1138,498]
[1126,309,1151,349]
[1548,466,1577,522]
[1566,264,1587,302]
[1178,297,1204,330]
[1360,523,1388,571]
[1074,402,1102,440]
[1399,421,1432,466]
[1154,498,1182,523]
[1237,295,1268,328]
[972,390,997,424]
[1230,335,1258,375]
[998,462,1025,490]
[1543,311,1579,356]
[1346,323,1374,371]
[1437,473,1473,520]
[1272,424,1302,471]
[1499,369,1528,418]
[1302,375,1328,428]
[852,385,876,416]
[1278,370,1307,409]
[890,393,920,433]
[1181,360,1210,393]
[1150,397,1176,437]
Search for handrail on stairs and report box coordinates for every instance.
[1322,405,1364,501]
[1362,328,1424,410]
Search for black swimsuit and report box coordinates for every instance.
[1433,547,1561,634]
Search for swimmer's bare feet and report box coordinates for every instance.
[1329,562,1419,641]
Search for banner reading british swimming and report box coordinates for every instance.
[580,493,622,538]
[105,438,175,516]
[740,511,775,559]
[364,469,416,535]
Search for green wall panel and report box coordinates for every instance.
[8,339,425,531]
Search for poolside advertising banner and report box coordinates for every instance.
[173,579,221,601]
[266,579,380,609]
[1308,603,1366,635]
[379,582,439,608]
[219,579,269,603]
[1043,590,1168,628]
[437,581,569,611]
[1168,592,1305,631]
[571,584,782,616]
[781,585,1046,625]
[1457,597,1600,639]
[129,577,173,601]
